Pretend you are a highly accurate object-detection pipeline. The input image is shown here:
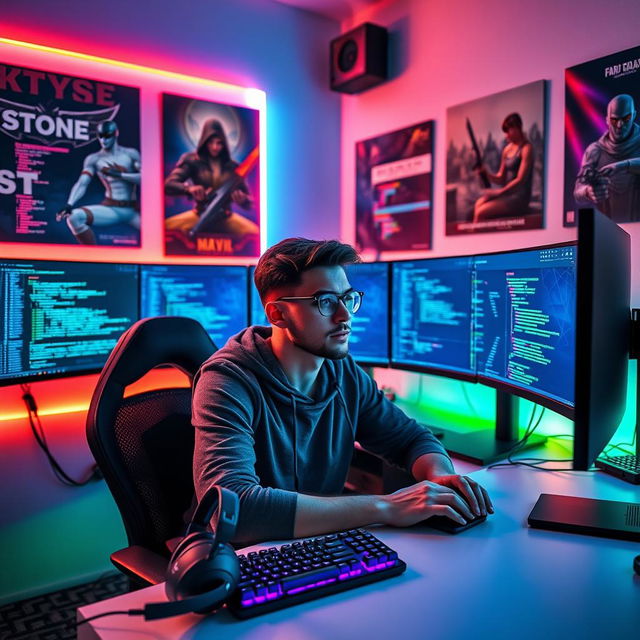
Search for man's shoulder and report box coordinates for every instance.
[199,350,256,378]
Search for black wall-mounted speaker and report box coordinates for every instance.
[330,23,388,94]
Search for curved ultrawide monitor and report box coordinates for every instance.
[344,262,390,366]
[140,264,248,348]
[0,259,139,385]
[390,256,475,380]
[473,244,577,416]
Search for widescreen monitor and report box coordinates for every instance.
[140,264,248,348]
[0,259,139,385]
[390,256,474,379]
[344,262,390,366]
[473,244,577,416]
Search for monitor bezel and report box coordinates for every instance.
[0,257,140,388]
[389,255,477,383]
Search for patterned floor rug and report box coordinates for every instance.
[0,572,129,640]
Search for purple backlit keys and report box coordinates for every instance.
[230,529,406,618]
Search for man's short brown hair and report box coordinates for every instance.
[254,237,360,302]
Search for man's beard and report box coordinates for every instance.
[289,324,350,360]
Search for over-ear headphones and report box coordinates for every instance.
[142,485,241,620]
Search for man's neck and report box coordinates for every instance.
[267,332,323,397]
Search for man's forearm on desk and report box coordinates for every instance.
[293,493,387,538]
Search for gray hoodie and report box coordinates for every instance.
[192,326,448,544]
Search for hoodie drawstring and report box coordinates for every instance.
[291,395,299,491]
[335,383,356,435]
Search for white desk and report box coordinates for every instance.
[77,466,640,640]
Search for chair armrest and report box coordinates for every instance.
[111,545,168,586]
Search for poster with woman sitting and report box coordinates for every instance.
[445,80,546,235]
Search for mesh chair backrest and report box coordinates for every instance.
[112,388,195,551]
[86,317,216,552]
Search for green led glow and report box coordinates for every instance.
[0,488,126,605]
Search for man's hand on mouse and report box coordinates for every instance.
[429,474,493,518]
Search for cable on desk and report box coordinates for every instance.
[485,408,600,471]
[75,609,143,628]
[486,404,546,470]
[21,383,102,487]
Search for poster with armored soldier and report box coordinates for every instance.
[445,81,546,235]
[162,93,260,257]
[0,62,141,246]
[564,45,640,225]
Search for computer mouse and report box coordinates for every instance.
[423,514,487,534]
[634,555,640,576]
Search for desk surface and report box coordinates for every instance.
[77,465,640,640]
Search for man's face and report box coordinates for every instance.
[607,97,636,142]
[275,265,353,360]
[207,136,224,157]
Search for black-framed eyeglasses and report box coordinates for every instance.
[276,290,364,317]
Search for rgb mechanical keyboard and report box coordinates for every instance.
[227,528,406,618]
[596,454,640,484]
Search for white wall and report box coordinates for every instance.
[340,0,639,301]
[339,0,639,442]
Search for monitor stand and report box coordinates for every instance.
[435,390,546,466]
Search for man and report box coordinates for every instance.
[192,238,492,544]
[574,93,640,222]
[164,118,259,237]
[57,120,141,244]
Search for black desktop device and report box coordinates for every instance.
[528,494,640,542]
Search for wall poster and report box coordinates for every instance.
[0,62,141,246]
[162,93,261,257]
[564,45,640,225]
[445,80,546,235]
[355,121,433,254]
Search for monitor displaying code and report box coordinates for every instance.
[391,257,474,376]
[344,262,390,364]
[473,245,576,407]
[248,265,269,326]
[140,264,248,348]
[0,260,139,384]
